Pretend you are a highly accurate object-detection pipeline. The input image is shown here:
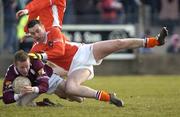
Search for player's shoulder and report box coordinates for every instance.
[47,26,62,40]
[30,59,44,66]
[6,64,15,73]
[30,59,45,71]
[47,26,61,33]
[5,64,19,78]
[31,42,44,52]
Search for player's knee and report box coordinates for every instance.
[65,81,78,95]
[65,87,73,95]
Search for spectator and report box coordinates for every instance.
[121,0,139,23]
[2,0,19,53]
[73,0,98,24]
[141,0,161,24]
[17,15,33,52]
[97,0,124,24]
[64,0,75,24]
[167,34,180,53]
[159,0,179,35]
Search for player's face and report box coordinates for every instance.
[29,24,46,42]
[15,59,30,76]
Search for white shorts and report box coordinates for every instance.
[47,73,63,94]
[68,44,102,80]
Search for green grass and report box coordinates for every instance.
[0,75,180,117]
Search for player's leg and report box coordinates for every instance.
[93,38,144,60]
[65,69,97,98]
[93,27,168,61]
[48,73,84,103]
[54,80,84,103]
[65,69,124,107]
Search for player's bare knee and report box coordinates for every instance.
[65,86,74,95]
[65,82,78,95]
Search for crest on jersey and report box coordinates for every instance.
[48,41,53,47]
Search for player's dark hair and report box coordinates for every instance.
[27,19,41,29]
[14,50,29,63]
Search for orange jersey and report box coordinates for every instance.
[30,27,78,70]
[25,0,66,32]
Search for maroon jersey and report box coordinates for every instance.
[2,59,53,104]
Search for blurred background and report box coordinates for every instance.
[0,0,180,77]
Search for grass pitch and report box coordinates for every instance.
[0,75,180,117]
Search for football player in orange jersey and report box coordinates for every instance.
[28,20,168,107]
[16,0,66,32]
[16,0,68,73]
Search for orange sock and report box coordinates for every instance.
[145,37,159,48]
[96,91,110,102]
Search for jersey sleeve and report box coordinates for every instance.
[25,0,65,14]
[25,0,51,14]
[36,75,49,94]
[52,0,66,6]
[31,60,49,94]
[2,66,17,104]
[31,59,44,72]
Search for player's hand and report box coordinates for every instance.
[20,86,34,94]
[28,53,43,60]
[16,9,29,19]
[20,33,32,43]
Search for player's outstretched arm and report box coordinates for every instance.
[16,9,29,19]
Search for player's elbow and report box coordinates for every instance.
[37,76,49,93]
[3,99,12,104]
[38,84,49,94]
[2,95,15,104]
